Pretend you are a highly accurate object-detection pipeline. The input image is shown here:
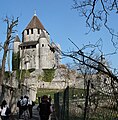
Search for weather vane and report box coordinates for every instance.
[34,9,36,16]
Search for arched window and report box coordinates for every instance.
[42,44,44,47]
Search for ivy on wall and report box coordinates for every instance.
[12,52,20,71]
[16,69,33,82]
[42,69,55,82]
[16,68,35,80]
[38,75,43,80]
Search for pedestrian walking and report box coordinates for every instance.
[17,96,24,119]
[38,96,41,104]
[22,95,28,109]
[37,95,52,120]
[27,97,35,118]
[0,100,11,120]
[17,95,29,119]
[48,95,52,104]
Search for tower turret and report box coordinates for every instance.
[12,35,20,70]
[39,30,52,69]
[13,35,20,53]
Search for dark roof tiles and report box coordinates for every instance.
[14,35,20,42]
[19,41,38,47]
[25,15,45,30]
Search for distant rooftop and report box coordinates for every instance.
[14,35,20,42]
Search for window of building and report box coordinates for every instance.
[38,29,40,34]
[27,29,29,35]
[31,29,33,34]
[42,44,44,47]
[32,45,36,48]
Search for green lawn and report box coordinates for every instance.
[36,88,60,103]
[35,88,85,105]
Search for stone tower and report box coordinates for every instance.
[13,14,60,70]
[12,35,21,70]
[13,35,20,53]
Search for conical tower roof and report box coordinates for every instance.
[14,35,20,42]
[25,15,45,30]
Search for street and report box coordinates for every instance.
[11,105,40,120]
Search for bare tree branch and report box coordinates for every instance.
[72,0,118,47]
[0,17,18,85]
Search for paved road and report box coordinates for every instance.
[0,104,56,120]
[11,104,56,120]
[11,105,40,120]
[29,105,40,120]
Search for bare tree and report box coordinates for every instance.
[52,1,118,119]
[72,0,118,46]
[58,40,118,119]
[61,40,118,83]
[0,17,18,86]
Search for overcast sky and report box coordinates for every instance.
[0,0,118,69]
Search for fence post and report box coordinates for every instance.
[63,86,69,120]
[84,80,90,120]
[54,92,60,119]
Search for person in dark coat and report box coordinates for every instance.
[48,95,52,104]
[38,95,52,120]
[17,96,24,119]
[27,97,35,118]
[0,100,11,120]
[38,96,41,104]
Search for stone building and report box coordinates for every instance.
[13,13,61,71]
[12,13,61,101]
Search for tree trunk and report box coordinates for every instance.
[0,44,8,85]
[0,17,18,100]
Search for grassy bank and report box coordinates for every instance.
[36,88,60,103]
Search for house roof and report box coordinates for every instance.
[19,41,38,47]
[25,15,45,30]
[14,35,20,42]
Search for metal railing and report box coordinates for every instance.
[54,81,118,120]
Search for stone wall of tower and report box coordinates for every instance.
[20,28,41,70]
[46,32,56,68]
[39,37,49,69]
[19,48,26,70]
[23,28,40,42]
[49,50,55,68]
[19,47,23,69]
[50,43,61,68]
[13,42,20,53]
[19,31,60,70]
[19,47,37,70]
[55,44,61,67]
[39,31,54,69]
[39,30,52,69]
[36,44,40,69]
[49,46,57,68]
